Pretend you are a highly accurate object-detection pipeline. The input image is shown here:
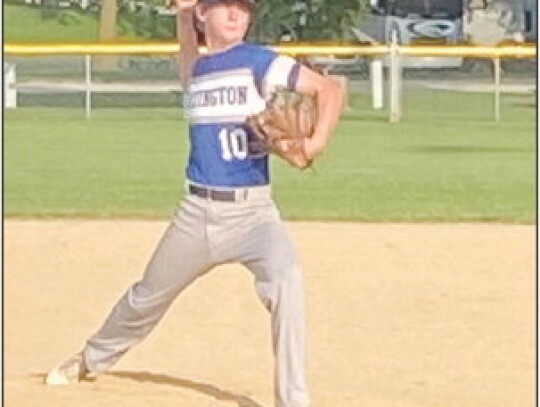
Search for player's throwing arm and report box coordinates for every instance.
[176,0,200,89]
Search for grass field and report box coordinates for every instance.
[4,90,536,222]
[5,3,101,42]
[4,3,175,42]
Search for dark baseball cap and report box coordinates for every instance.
[200,0,255,8]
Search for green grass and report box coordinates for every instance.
[4,3,175,42]
[4,90,536,222]
[4,3,100,42]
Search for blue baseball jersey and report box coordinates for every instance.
[184,42,300,187]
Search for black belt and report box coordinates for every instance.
[188,184,237,202]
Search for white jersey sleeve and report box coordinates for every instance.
[261,55,301,99]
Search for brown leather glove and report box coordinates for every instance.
[246,88,317,169]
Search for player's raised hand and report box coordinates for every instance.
[175,0,198,10]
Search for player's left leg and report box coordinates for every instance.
[235,207,309,407]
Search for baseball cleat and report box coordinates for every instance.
[45,352,91,385]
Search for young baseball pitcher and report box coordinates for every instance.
[45,1,344,406]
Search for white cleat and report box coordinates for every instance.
[45,352,90,386]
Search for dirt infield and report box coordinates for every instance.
[5,220,535,407]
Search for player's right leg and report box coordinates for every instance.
[45,196,213,385]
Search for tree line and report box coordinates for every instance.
[97,0,367,42]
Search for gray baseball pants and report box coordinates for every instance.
[82,183,309,407]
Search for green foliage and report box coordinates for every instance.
[6,0,367,43]
[296,0,368,40]
[116,3,176,40]
[249,0,298,42]
[250,0,367,43]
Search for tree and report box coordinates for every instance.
[95,0,119,70]
[249,0,367,43]
[249,0,301,42]
[99,0,117,41]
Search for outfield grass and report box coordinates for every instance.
[5,4,100,42]
[4,3,174,42]
[4,90,536,222]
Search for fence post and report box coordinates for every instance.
[370,57,384,109]
[493,57,501,122]
[389,32,402,122]
[4,62,17,109]
[85,55,92,119]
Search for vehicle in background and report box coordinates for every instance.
[305,0,535,73]
[463,0,535,45]
[353,0,464,68]
[523,0,536,41]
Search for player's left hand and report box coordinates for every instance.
[303,136,327,162]
[275,139,311,169]
[247,88,317,170]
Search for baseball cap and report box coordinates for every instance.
[200,0,255,8]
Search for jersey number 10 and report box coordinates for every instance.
[218,128,249,161]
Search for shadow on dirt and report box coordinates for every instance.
[108,371,265,407]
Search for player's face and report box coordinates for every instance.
[199,1,251,48]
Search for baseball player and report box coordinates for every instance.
[45,1,344,406]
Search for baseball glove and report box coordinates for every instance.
[246,87,317,169]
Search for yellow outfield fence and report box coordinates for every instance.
[3,42,536,121]
[3,42,537,58]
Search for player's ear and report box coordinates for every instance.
[193,3,206,43]
[194,4,206,22]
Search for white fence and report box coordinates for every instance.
[4,42,536,121]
